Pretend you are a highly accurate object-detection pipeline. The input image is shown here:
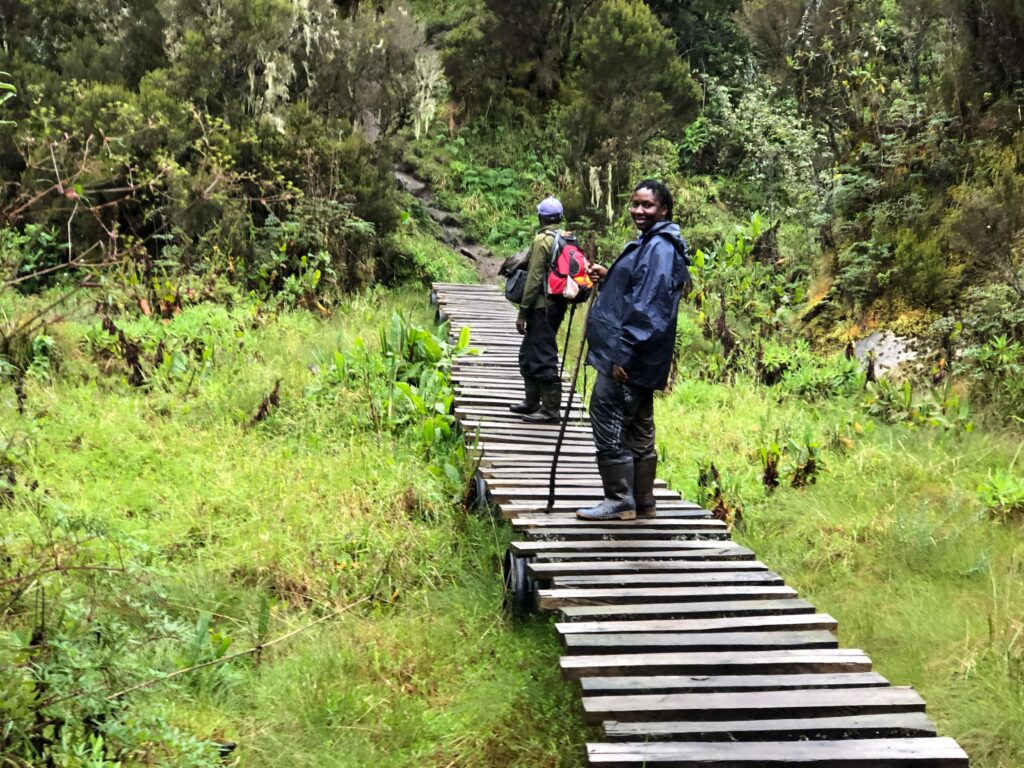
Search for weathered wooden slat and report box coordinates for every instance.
[579,671,888,695]
[501,502,703,518]
[557,613,838,636]
[514,516,722,529]
[558,598,815,622]
[550,572,781,589]
[526,528,730,542]
[539,586,797,610]
[516,514,716,528]
[602,712,938,742]
[511,540,745,555]
[565,629,839,656]
[560,649,872,679]
[585,737,968,766]
[532,560,768,579]
[582,686,924,723]
[533,549,755,564]
[487,478,667,490]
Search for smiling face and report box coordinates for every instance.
[629,188,668,233]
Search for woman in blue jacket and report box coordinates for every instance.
[577,179,690,521]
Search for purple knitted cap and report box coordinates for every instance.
[537,196,563,217]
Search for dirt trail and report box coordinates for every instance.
[394,169,503,284]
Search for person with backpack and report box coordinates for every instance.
[577,179,691,521]
[510,196,569,423]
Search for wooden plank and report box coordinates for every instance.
[513,516,721,529]
[557,613,838,636]
[511,540,748,555]
[602,712,937,742]
[539,586,797,610]
[579,671,888,695]
[532,547,756,562]
[501,502,703,517]
[585,737,968,766]
[514,510,713,522]
[550,572,783,589]
[560,648,872,679]
[531,560,768,579]
[524,528,730,541]
[565,629,838,655]
[486,478,666,489]
[582,686,924,723]
[559,599,816,622]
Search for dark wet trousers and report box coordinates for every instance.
[589,371,657,465]
[518,301,568,383]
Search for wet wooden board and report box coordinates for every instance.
[538,585,799,610]
[511,539,750,555]
[603,713,937,742]
[560,648,873,679]
[557,613,838,636]
[512,501,712,520]
[533,548,757,563]
[579,671,888,695]
[548,572,783,588]
[558,599,816,622]
[582,686,924,723]
[531,560,769,579]
[521,528,730,541]
[564,629,839,655]
[585,737,968,766]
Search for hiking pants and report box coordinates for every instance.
[589,371,657,465]
[518,301,567,383]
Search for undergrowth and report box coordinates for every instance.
[655,374,1024,768]
[0,285,586,767]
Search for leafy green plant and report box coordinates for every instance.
[786,430,822,488]
[977,470,1024,522]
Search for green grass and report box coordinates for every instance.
[655,375,1024,768]
[4,280,1022,767]
[1,285,587,767]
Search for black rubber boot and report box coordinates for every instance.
[510,380,541,414]
[576,460,637,521]
[522,380,561,423]
[634,456,657,518]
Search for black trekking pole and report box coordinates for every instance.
[558,303,577,378]
[546,287,598,513]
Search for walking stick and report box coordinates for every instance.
[546,284,598,513]
[559,303,577,378]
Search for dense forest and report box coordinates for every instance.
[1,1,1023,766]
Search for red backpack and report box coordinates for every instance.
[546,232,593,303]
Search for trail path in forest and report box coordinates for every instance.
[394,169,504,284]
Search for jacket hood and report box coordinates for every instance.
[644,221,686,255]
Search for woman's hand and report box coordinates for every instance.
[587,263,608,283]
[611,364,629,383]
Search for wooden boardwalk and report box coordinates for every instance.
[432,282,969,767]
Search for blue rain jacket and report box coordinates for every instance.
[585,221,690,390]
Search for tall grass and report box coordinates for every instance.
[1,285,587,767]
[656,375,1024,767]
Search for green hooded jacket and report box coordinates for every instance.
[518,223,560,313]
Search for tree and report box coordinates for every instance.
[560,0,700,202]
[644,0,751,80]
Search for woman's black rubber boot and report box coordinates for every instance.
[576,460,636,521]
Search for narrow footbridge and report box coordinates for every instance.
[431,283,969,767]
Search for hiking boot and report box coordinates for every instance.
[634,455,658,518]
[577,460,636,521]
[540,379,562,414]
[509,400,541,415]
[522,408,559,424]
[510,380,541,414]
